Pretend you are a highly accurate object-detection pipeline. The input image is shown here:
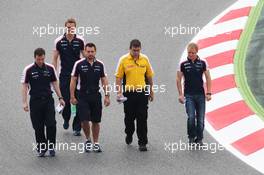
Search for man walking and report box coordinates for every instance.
[176,43,212,145]
[52,18,84,136]
[21,48,65,157]
[70,43,110,153]
[115,39,154,151]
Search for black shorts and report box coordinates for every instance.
[78,93,102,123]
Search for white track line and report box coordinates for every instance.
[213,115,264,144]
[206,88,243,113]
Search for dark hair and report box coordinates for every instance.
[129,39,141,49]
[85,43,96,51]
[65,18,77,27]
[34,48,45,57]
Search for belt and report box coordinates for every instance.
[30,95,52,100]
[81,89,99,95]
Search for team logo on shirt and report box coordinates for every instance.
[43,70,51,77]
[94,65,101,72]
[81,65,89,72]
[126,65,136,69]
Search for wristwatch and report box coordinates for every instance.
[58,97,64,100]
[206,93,212,96]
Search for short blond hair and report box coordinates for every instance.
[187,43,199,52]
[65,18,76,27]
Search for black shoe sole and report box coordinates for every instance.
[37,153,46,157]
[37,150,47,157]
[139,145,148,152]
[125,136,133,145]
[63,124,69,130]
[73,132,81,136]
[49,153,56,157]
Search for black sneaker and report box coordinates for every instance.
[188,138,196,147]
[49,149,56,157]
[93,143,102,153]
[189,138,195,143]
[195,139,204,147]
[63,121,69,130]
[84,140,93,153]
[37,149,47,157]
[125,135,133,145]
[73,130,81,136]
[139,145,147,152]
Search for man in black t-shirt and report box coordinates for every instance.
[177,43,212,146]
[52,18,84,136]
[70,43,110,153]
[21,48,65,157]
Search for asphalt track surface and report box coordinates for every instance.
[0,0,261,175]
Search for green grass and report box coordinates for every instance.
[234,0,264,119]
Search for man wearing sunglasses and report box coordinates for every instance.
[115,39,154,151]
[176,43,212,146]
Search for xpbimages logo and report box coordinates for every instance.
[32,24,101,37]
[32,141,99,154]
[99,83,167,95]
[164,140,225,154]
[164,24,201,38]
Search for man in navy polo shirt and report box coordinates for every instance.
[52,18,84,136]
[21,48,65,157]
[176,43,212,146]
[70,43,110,153]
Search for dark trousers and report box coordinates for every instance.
[59,75,81,131]
[123,92,149,145]
[185,94,205,140]
[29,96,56,151]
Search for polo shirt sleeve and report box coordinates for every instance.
[54,36,61,51]
[115,58,124,79]
[145,58,154,78]
[100,63,106,78]
[76,35,85,51]
[50,65,58,82]
[71,62,80,77]
[20,67,30,84]
[177,61,182,72]
[80,38,84,51]
[202,60,209,71]
[180,62,184,72]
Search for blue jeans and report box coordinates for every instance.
[185,94,205,140]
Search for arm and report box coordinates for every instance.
[80,38,85,58]
[81,50,85,58]
[101,76,110,96]
[176,71,184,104]
[204,70,212,101]
[101,76,110,107]
[146,76,154,102]
[70,76,78,105]
[51,81,65,106]
[145,58,154,101]
[115,58,124,98]
[116,77,123,97]
[21,83,29,112]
